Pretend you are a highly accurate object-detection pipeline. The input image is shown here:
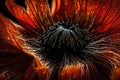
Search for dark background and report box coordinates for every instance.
[0,0,52,22]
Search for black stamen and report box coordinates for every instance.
[38,22,89,65]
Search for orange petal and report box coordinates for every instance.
[60,59,112,80]
[51,0,61,17]
[59,65,83,80]
[51,0,96,23]
[0,14,35,53]
[51,0,75,21]
[111,67,120,80]
[0,14,35,80]
[89,0,120,34]
[6,0,37,30]
[26,0,54,30]
[51,0,120,35]
[0,48,35,80]
[34,58,48,80]
[0,14,21,48]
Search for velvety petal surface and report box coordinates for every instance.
[0,14,38,80]
[6,0,37,30]
[26,0,54,30]
[6,0,54,34]
[51,0,120,35]
[0,0,120,80]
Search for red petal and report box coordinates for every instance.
[34,58,49,80]
[0,11,50,79]
[0,14,36,80]
[51,0,96,23]
[0,44,35,80]
[92,0,120,34]
[6,0,37,31]
[111,67,120,80]
[0,14,21,48]
[52,0,120,36]
[59,65,82,80]
[51,0,75,21]
[59,58,112,80]
[26,0,54,30]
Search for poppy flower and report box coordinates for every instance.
[0,0,120,80]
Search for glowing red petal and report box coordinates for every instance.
[59,65,82,80]
[92,0,120,34]
[51,0,96,23]
[1,0,120,80]
[0,14,36,80]
[111,68,120,80]
[26,0,54,30]
[6,0,37,30]
[51,0,76,21]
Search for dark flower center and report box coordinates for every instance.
[39,22,89,64]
